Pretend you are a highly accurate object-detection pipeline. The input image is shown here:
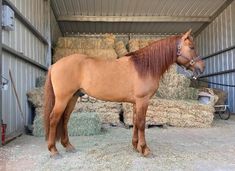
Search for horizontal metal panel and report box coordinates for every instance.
[2,52,46,136]
[195,1,235,112]
[60,22,204,35]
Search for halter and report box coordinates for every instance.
[176,41,201,69]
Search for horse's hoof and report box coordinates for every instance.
[66,146,77,153]
[137,145,151,157]
[142,147,151,157]
[50,152,63,159]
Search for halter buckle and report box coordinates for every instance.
[190,60,195,65]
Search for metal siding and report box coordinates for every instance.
[2,0,48,136]
[195,1,235,112]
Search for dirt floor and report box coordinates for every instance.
[1,115,235,171]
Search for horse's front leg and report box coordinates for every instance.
[135,99,151,156]
[132,104,138,150]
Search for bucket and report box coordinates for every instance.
[1,124,7,145]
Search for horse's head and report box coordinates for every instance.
[176,29,205,79]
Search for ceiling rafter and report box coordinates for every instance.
[57,15,211,23]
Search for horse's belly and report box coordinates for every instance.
[81,78,134,102]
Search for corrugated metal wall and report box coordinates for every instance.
[195,1,235,112]
[1,0,50,136]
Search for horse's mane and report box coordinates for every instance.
[127,35,181,78]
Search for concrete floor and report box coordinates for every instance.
[0,115,235,171]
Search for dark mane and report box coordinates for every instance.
[128,36,181,78]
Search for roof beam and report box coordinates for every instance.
[57,15,211,23]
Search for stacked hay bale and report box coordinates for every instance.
[157,65,198,100]
[27,75,122,136]
[128,39,139,52]
[122,65,214,128]
[33,112,102,137]
[128,37,161,52]
[115,41,128,57]
[122,96,214,128]
[53,34,118,63]
[74,97,122,126]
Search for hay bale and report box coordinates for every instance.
[33,112,102,137]
[115,41,128,57]
[74,98,121,125]
[53,35,118,63]
[122,96,214,128]
[157,65,198,100]
[68,112,101,136]
[84,49,117,59]
[27,87,44,108]
[102,34,116,49]
[36,76,46,87]
[129,39,139,52]
[139,39,149,49]
[33,114,44,137]
[53,48,85,63]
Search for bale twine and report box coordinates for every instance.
[33,112,102,137]
[115,41,128,57]
[122,96,214,128]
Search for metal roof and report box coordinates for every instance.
[51,0,232,35]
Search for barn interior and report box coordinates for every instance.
[0,0,235,170]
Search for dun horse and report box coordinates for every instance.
[44,29,205,158]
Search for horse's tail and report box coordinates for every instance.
[44,68,55,140]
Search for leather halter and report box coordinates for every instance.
[176,40,201,69]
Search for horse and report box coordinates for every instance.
[44,29,205,158]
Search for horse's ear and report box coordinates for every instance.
[182,29,192,40]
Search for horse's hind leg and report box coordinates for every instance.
[48,97,69,157]
[135,99,151,156]
[61,95,79,152]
